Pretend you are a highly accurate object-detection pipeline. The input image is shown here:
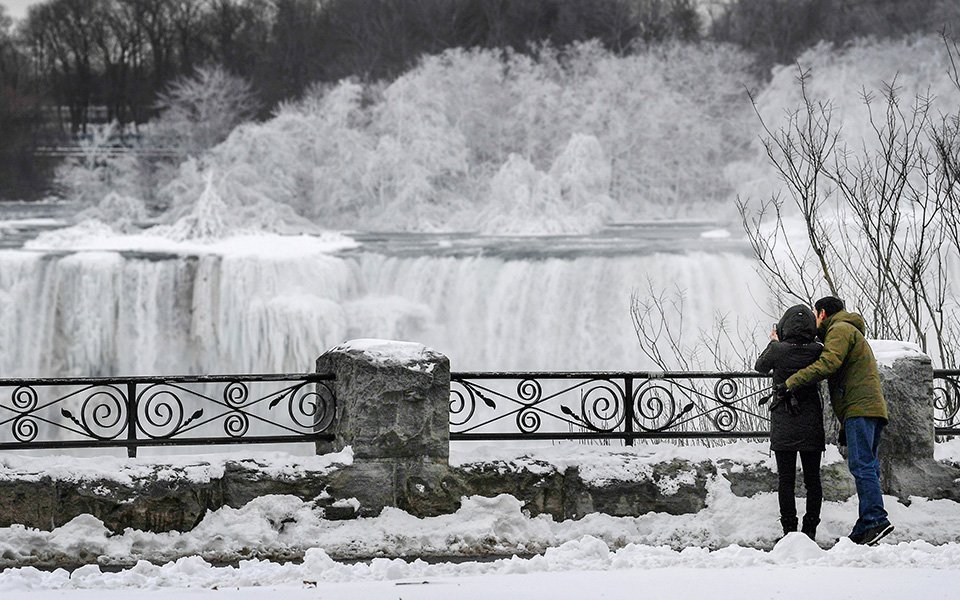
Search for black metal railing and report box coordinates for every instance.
[934,369,960,436]
[0,373,336,456]
[449,371,772,443]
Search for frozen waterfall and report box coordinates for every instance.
[0,244,768,377]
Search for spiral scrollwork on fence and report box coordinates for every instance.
[712,406,739,432]
[61,385,128,440]
[708,377,742,432]
[572,380,625,432]
[11,386,38,412]
[449,372,770,440]
[632,381,691,432]
[517,379,542,405]
[714,377,740,406]
[9,385,40,443]
[449,380,497,427]
[310,381,336,433]
[265,381,336,433]
[223,411,249,437]
[137,384,201,439]
[223,381,250,407]
[934,375,960,429]
[516,406,542,433]
[12,413,39,443]
[449,382,476,427]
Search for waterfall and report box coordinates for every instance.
[0,246,768,377]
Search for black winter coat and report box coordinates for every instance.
[755,305,826,452]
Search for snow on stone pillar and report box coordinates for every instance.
[315,339,454,517]
[873,341,957,499]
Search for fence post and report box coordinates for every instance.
[316,339,451,516]
[126,382,137,458]
[623,376,634,446]
[875,349,959,499]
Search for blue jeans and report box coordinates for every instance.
[845,416,889,535]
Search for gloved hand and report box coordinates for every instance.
[775,384,800,416]
[838,426,846,447]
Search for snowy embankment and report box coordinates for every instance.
[1,442,959,594]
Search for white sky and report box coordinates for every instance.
[2,0,39,21]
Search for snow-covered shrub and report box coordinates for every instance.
[478,134,614,235]
[53,66,260,233]
[53,123,143,208]
[77,192,149,233]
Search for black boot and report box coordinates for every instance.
[801,515,820,541]
[780,517,798,537]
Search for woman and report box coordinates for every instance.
[755,304,825,541]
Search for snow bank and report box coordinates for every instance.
[3,526,960,593]
[934,438,960,464]
[1,455,957,571]
[0,441,958,593]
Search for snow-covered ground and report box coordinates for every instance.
[1,442,959,597]
[7,537,960,599]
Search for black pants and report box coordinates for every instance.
[774,450,823,531]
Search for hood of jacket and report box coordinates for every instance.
[819,310,867,339]
[777,304,818,343]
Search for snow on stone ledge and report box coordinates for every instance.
[868,339,929,368]
[329,339,444,372]
[0,448,353,484]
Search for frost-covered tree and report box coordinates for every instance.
[51,120,152,232]
[153,65,260,160]
[365,71,471,230]
[144,41,759,233]
[157,81,372,233]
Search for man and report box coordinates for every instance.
[782,296,894,545]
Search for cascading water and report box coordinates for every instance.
[0,229,769,377]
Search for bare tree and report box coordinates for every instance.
[737,41,960,366]
[630,280,763,372]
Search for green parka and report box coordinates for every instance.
[785,310,888,423]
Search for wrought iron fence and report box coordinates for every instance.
[449,371,772,443]
[934,369,960,436]
[0,373,335,456]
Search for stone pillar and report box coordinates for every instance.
[877,353,959,499]
[315,339,458,516]
[878,353,934,465]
